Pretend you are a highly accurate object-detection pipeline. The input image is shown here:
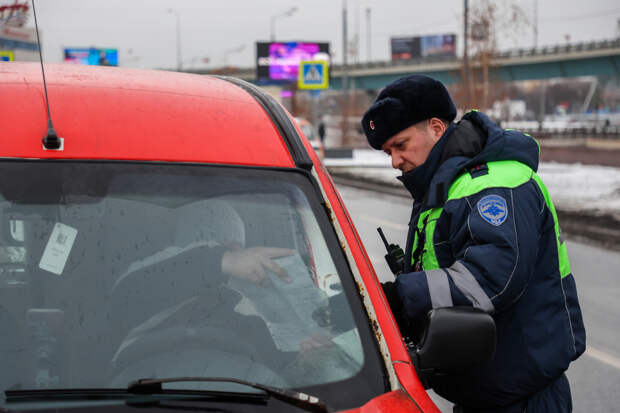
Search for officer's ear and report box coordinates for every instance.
[428,117,447,140]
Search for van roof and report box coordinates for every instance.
[0,63,295,167]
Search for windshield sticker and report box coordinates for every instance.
[39,223,78,275]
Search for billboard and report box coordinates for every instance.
[391,34,456,60]
[64,48,118,66]
[256,41,329,84]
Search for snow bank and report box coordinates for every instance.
[325,150,620,218]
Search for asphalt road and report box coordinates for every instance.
[336,184,620,413]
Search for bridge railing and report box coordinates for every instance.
[504,124,620,140]
[331,38,620,72]
[191,37,620,80]
[494,38,620,59]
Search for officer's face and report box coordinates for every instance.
[382,118,445,174]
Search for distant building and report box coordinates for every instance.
[0,24,39,62]
[488,99,527,122]
[0,1,38,62]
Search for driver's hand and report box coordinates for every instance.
[221,247,294,285]
[299,334,334,352]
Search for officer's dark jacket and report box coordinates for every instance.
[393,111,586,408]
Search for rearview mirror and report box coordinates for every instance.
[412,307,496,383]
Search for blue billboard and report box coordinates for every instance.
[64,48,118,66]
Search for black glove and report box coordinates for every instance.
[381,281,403,313]
[382,281,421,344]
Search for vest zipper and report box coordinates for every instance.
[412,213,430,271]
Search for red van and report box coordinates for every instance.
[0,63,494,413]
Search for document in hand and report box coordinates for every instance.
[228,253,327,351]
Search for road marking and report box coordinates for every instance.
[358,215,408,231]
[585,346,620,370]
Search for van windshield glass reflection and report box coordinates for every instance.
[0,161,376,398]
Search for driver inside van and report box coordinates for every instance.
[110,199,333,356]
[108,199,300,381]
[113,199,294,289]
[175,199,338,354]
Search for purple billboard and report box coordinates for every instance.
[256,41,330,84]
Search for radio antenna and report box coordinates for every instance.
[31,0,62,150]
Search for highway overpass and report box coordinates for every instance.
[195,38,620,90]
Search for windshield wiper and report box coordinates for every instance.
[127,377,330,413]
[5,388,133,402]
[4,387,267,405]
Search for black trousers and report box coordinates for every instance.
[454,373,572,413]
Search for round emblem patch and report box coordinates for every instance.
[477,195,508,226]
[369,120,375,130]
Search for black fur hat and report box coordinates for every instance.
[361,75,456,149]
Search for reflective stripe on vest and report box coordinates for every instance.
[411,160,571,278]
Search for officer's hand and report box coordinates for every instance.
[221,247,294,285]
[381,281,421,344]
[381,281,402,311]
[382,281,407,326]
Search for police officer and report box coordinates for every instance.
[361,75,585,412]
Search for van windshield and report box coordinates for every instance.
[0,161,384,408]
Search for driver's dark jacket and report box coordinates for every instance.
[385,111,586,410]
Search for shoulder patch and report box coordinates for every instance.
[477,195,508,226]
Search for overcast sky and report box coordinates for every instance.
[22,0,620,70]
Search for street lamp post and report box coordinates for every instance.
[365,7,371,62]
[341,0,350,146]
[223,44,246,66]
[167,8,182,71]
[463,0,470,109]
[270,6,298,41]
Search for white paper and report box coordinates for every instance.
[228,253,327,352]
[39,223,78,275]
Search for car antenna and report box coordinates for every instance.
[31,0,63,150]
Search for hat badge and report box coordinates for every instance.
[369,120,375,130]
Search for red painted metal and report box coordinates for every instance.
[1,63,440,412]
[311,165,441,412]
[0,63,294,167]
[338,390,421,412]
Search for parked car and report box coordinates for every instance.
[0,63,495,413]
[294,117,325,160]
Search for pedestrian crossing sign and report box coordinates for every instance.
[298,60,329,90]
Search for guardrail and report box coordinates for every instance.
[521,127,620,139]
[332,38,620,72]
[502,120,620,139]
[495,38,620,59]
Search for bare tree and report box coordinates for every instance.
[462,0,530,111]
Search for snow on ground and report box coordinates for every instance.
[324,149,620,218]
[537,163,620,215]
